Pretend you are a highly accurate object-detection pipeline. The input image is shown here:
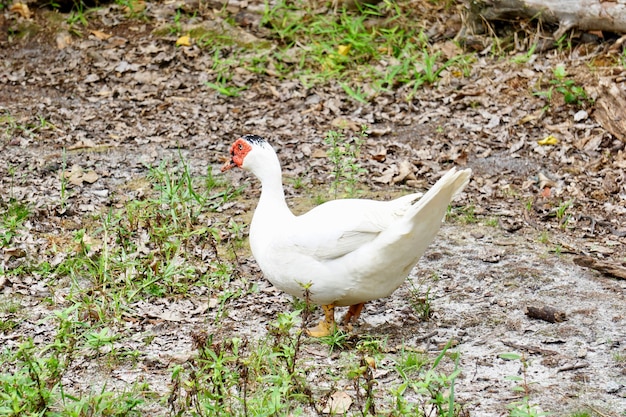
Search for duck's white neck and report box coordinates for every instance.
[246,146,293,220]
[258,162,289,211]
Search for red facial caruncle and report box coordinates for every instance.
[221,138,252,172]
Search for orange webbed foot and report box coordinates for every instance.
[306,304,336,337]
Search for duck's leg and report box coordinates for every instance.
[343,302,365,325]
[306,304,336,337]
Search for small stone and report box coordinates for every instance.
[91,189,109,197]
[84,73,100,83]
[606,381,621,394]
[574,110,588,121]
[486,116,500,129]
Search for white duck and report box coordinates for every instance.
[222,134,471,337]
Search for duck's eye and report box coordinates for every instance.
[238,143,243,150]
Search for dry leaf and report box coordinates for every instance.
[455,149,468,165]
[323,391,352,414]
[62,165,99,186]
[68,139,97,150]
[158,310,184,321]
[63,165,84,186]
[82,171,99,184]
[364,356,376,369]
[84,74,100,83]
[330,117,359,131]
[81,234,103,253]
[616,150,626,169]
[588,30,604,38]
[108,36,128,47]
[537,135,559,146]
[518,110,542,124]
[589,79,626,143]
[337,44,351,56]
[374,165,397,184]
[574,110,588,122]
[3,247,27,260]
[510,138,525,153]
[371,145,387,162]
[10,2,32,19]
[393,160,415,184]
[438,40,462,60]
[311,148,327,158]
[176,35,192,47]
[538,172,555,189]
[122,0,146,14]
[90,29,112,40]
[56,32,73,50]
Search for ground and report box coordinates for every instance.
[1,0,625,416]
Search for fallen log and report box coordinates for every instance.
[574,256,626,280]
[469,0,626,38]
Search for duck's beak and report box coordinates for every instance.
[221,159,236,172]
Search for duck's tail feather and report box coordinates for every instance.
[405,167,471,226]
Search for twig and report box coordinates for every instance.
[414,330,438,342]
[557,363,589,372]
[577,215,597,234]
[502,340,558,356]
[583,403,613,417]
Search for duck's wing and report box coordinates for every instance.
[287,193,422,260]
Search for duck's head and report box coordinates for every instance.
[221,134,275,173]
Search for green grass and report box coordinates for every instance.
[259,0,471,95]
[168,310,465,416]
[569,412,592,417]
[115,0,148,19]
[0,198,30,247]
[151,0,474,100]
[447,204,478,224]
[499,352,550,417]
[534,64,590,109]
[392,341,463,416]
[510,43,537,64]
[0,338,145,416]
[0,156,249,414]
[394,347,428,380]
[555,199,574,227]
[484,217,499,227]
[406,275,434,321]
[0,110,55,143]
[319,328,352,353]
[65,0,89,33]
[324,128,367,198]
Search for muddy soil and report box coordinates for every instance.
[1,0,625,415]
